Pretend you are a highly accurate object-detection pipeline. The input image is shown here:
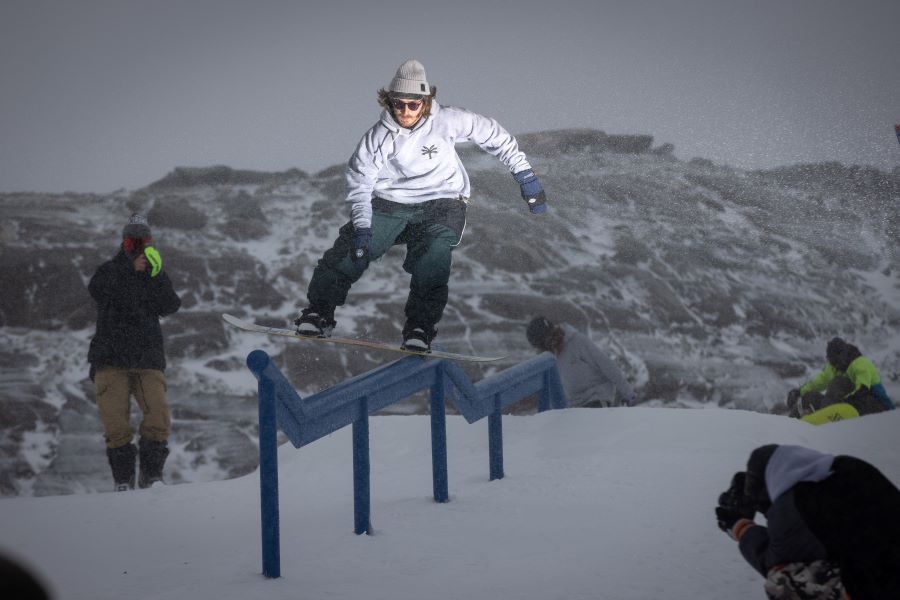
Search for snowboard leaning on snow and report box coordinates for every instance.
[222,314,504,363]
[800,402,860,425]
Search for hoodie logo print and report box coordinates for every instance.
[421,145,438,159]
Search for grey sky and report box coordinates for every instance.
[1,0,898,193]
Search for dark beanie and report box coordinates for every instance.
[526,316,555,349]
[826,337,846,367]
[744,444,778,505]
[122,213,152,238]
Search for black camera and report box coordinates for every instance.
[718,471,757,518]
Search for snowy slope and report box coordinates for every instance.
[1,129,898,497]
[2,407,900,600]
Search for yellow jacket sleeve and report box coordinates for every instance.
[799,363,837,396]
[846,356,880,393]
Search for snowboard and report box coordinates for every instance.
[800,402,860,425]
[222,314,505,363]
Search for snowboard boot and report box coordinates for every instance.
[107,443,137,492]
[785,389,798,418]
[401,322,436,353]
[294,307,336,338]
[138,438,170,489]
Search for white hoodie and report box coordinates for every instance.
[345,101,532,229]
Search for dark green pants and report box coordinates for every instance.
[307,197,466,331]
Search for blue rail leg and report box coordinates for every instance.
[488,395,504,481]
[352,402,372,535]
[258,378,281,578]
[538,371,551,412]
[431,374,449,503]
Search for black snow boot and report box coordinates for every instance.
[107,443,137,492]
[293,307,336,338]
[138,438,170,489]
[401,322,437,353]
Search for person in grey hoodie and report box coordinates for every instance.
[526,316,636,407]
[716,444,900,600]
[294,59,547,352]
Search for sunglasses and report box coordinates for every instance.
[391,99,422,111]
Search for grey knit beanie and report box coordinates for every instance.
[389,59,430,97]
[122,213,152,238]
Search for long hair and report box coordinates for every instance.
[377,86,437,124]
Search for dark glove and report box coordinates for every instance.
[349,227,373,270]
[715,506,744,534]
[513,170,547,214]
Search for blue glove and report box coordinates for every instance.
[349,226,373,270]
[513,170,547,214]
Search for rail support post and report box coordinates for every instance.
[431,372,449,503]
[352,400,372,535]
[258,376,281,578]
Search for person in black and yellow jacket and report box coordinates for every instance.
[786,337,894,419]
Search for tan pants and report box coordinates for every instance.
[95,369,170,448]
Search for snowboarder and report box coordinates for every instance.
[88,213,181,491]
[525,316,636,407]
[716,444,900,599]
[294,59,547,351]
[786,337,894,418]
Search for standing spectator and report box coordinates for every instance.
[786,337,894,418]
[715,444,900,599]
[88,213,181,491]
[526,316,636,407]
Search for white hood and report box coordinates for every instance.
[765,445,834,502]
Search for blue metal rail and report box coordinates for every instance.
[245,350,566,578]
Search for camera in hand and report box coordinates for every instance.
[718,471,757,517]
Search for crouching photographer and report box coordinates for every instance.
[715,446,843,599]
[715,444,900,600]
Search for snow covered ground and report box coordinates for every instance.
[3,406,899,600]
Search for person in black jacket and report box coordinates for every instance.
[716,444,900,600]
[88,213,181,491]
